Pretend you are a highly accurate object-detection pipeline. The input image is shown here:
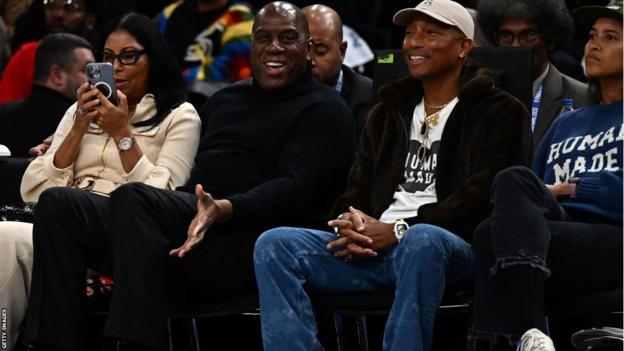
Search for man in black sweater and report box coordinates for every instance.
[22,2,355,351]
[0,33,93,157]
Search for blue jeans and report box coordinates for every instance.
[254,223,473,351]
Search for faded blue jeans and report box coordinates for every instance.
[253,223,473,351]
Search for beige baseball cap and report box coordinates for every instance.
[393,0,475,40]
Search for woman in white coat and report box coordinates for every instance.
[0,13,201,350]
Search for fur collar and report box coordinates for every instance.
[377,59,497,108]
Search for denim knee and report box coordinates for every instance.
[254,227,293,266]
[254,227,332,271]
[399,223,456,257]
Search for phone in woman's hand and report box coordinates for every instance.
[86,62,118,106]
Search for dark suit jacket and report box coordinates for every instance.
[0,84,72,157]
[340,64,373,141]
[533,64,594,147]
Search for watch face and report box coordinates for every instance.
[394,221,409,240]
[119,137,133,151]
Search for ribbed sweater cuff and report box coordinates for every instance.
[575,177,600,201]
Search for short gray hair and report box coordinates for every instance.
[33,33,92,82]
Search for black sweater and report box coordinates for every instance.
[0,85,72,157]
[180,75,356,231]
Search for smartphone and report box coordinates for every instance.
[86,62,118,105]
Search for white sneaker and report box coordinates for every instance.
[517,328,556,351]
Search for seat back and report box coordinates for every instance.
[548,288,623,318]
[372,47,533,109]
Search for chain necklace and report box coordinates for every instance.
[424,100,449,110]
[417,98,454,163]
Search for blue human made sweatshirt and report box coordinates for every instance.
[532,101,623,223]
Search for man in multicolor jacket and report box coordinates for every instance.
[157,0,254,82]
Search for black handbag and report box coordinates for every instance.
[0,203,35,222]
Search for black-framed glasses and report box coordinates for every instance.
[43,0,80,13]
[494,30,543,46]
[102,50,147,65]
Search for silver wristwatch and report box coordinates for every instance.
[117,137,134,151]
[393,219,409,243]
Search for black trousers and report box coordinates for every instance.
[23,183,258,351]
[471,166,622,342]
[0,157,29,205]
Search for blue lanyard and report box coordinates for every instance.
[531,84,543,132]
[333,69,344,93]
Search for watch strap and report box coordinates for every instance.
[568,177,580,198]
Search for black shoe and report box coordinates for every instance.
[101,339,159,351]
[22,344,64,351]
[467,333,517,351]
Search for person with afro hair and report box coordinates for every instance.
[477,0,594,146]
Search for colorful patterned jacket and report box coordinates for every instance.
[157,0,253,82]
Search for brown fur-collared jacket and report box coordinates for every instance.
[331,60,532,242]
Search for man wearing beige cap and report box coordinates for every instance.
[254,1,531,350]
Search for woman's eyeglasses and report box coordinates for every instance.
[102,50,147,66]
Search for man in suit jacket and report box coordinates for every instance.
[532,63,591,145]
[304,4,373,140]
[478,0,594,147]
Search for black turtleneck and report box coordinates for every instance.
[179,74,356,229]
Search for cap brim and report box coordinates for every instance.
[572,6,623,30]
[393,8,455,27]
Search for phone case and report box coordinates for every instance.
[86,62,118,105]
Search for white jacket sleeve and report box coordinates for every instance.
[122,102,201,190]
[20,102,202,202]
[20,105,78,202]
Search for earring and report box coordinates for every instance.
[459,52,465,59]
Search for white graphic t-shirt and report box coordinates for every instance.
[379,97,458,223]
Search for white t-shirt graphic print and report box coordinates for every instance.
[379,97,458,223]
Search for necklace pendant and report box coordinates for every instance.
[426,112,439,127]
